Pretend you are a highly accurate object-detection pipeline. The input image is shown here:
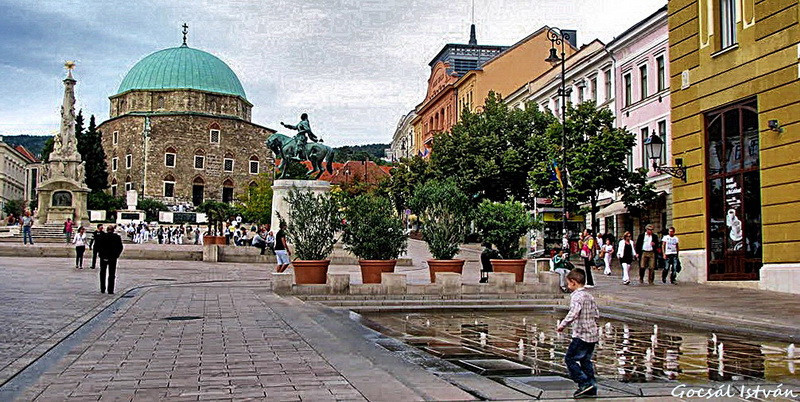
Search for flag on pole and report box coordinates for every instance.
[552,160,564,188]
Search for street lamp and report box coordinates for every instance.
[643,132,687,182]
[545,27,572,240]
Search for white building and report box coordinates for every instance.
[389,111,417,161]
[0,137,38,217]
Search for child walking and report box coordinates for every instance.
[557,268,600,398]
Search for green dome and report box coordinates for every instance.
[116,45,247,99]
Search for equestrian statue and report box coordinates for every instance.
[266,113,335,180]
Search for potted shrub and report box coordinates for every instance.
[476,199,536,282]
[279,188,341,284]
[409,180,471,283]
[342,194,407,283]
[197,200,231,245]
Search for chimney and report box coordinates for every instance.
[561,29,577,48]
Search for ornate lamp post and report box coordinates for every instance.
[545,27,572,239]
[644,132,687,182]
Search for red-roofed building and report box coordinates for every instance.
[0,138,40,216]
[284,160,391,187]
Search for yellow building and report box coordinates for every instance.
[668,0,800,293]
[455,27,577,118]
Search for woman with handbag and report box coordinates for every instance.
[579,229,596,287]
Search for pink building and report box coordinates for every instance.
[608,6,672,236]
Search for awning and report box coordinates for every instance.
[598,201,628,217]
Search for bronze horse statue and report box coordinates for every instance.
[266,133,335,179]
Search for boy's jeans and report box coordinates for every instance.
[22,226,33,244]
[565,337,596,387]
[663,254,678,283]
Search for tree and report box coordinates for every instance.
[431,92,555,206]
[88,192,125,212]
[384,155,435,215]
[41,137,54,162]
[197,201,232,235]
[529,101,655,235]
[74,109,85,140]
[77,115,109,192]
[3,199,24,219]
[137,198,167,222]
[235,173,273,224]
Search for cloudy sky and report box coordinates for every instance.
[0,0,664,147]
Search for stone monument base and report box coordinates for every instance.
[271,179,331,231]
[116,210,146,225]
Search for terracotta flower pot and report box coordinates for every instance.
[427,259,465,283]
[490,259,527,282]
[359,259,397,284]
[293,260,331,284]
[203,235,226,245]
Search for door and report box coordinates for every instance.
[222,187,234,204]
[706,99,761,280]
[192,185,204,206]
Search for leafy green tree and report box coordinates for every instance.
[76,115,109,192]
[88,192,125,212]
[41,137,54,162]
[3,199,24,219]
[528,101,655,235]
[235,173,273,224]
[384,155,435,215]
[476,199,539,259]
[341,193,407,260]
[431,92,555,206]
[408,179,471,260]
[137,198,167,222]
[197,201,233,235]
[279,189,342,260]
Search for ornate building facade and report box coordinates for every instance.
[98,39,275,207]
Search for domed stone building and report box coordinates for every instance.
[98,39,275,207]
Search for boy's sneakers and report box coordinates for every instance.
[574,384,597,398]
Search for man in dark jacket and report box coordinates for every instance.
[635,224,659,285]
[89,224,104,269]
[98,225,124,294]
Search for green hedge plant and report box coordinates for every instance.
[409,179,471,260]
[342,194,407,260]
[476,199,536,259]
[278,188,341,261]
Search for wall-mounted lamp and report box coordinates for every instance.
[644,133,687,182]
[768,119,784,133]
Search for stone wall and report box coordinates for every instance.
[99,113,275,205]
[109,89,252,121]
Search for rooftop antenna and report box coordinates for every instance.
[468,0,477,45]
[182,23,188,46]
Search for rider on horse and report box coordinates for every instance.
[280,113,321,161]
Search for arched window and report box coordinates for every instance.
[157,96,165,109]
[164,146,176,168]
[249,155,259,175]
[209,123,221,144]
[192,176,205,206]
[163,174,175,198]
[223,152,235,172]
[194,149,205,170]
[110,178,118,197]
[222,178,234,204]
[124,175,133,192]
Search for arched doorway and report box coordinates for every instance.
[222,178,234,204]
[192,176,205,206]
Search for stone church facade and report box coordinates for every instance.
[98,41,275,207]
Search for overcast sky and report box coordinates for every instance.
[0,0,664,147]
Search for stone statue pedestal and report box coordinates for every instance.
[116,190,146,224]
[271,179,331,231]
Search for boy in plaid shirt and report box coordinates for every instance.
[557,268,600,398]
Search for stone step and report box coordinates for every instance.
[312,299,566,308]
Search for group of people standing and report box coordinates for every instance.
[70,223,124,294]
[567,224,680,287]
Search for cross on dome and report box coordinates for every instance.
[182,23,188,46]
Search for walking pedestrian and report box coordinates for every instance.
[73,226,87,269]
[616,231,637,285]
[275,222,291,273]
[635,224,659,285]
[21,211,34,245]
[601,238,614,276]
[90,224,103,269]
[661,227,680,284]
[579,229,596,287]
[557,268,599,398]
[98,225,124,294]
[63,218,74,243]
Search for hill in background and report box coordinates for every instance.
[2,135,51,158]
[333,143,390,164]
